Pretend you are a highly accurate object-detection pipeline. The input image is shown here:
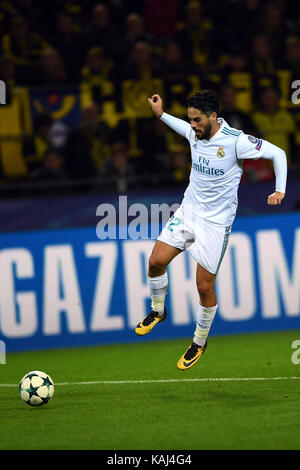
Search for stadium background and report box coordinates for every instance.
[0,0,299,351]
[1,0,300,454]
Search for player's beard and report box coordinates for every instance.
[196,121,212,140]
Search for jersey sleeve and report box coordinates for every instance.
[235,133,265,160]
[160,112,192,140]
[236,133,287,193]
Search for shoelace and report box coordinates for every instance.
[143,311,158,326]
[184,342,200,360]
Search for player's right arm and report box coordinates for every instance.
[148,94,191,139]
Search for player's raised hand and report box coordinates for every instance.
[267,191,285,205]
[148,94,163,118]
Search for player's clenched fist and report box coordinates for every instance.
[148,94,164,118]
[267,191,285,205]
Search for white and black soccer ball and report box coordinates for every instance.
[19,371,54,406]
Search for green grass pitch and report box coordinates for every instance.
[1,329,300,450]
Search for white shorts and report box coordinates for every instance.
[157,206,231,275]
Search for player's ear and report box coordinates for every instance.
[209,111,217,123]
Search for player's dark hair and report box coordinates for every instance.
[187,90,220,116]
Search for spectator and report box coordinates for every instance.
[80,46,118,119]
[160,40,197,113]
[252,86,296,164]
[0,1,14,37]
[14,0,46,37]
[286,36,300,78]
[122,41,160,79]
[227,0,262,49]
[1,14,49,85]
[220,47,253,113]
[50,12,84,82]
[38,47,68,86]
[161,40,191,77]
[64,103,111,181]
[220,83,257,134]
[98,141,137,193]
[169,145,191,187]
[252,2,286,65]
[81,46,116,83]
[124,13,154,49]
[28,147,67,181]
[142,118,170,172]
[141,118,189,173]
[250,34,277,76]
[56,0,90,34]
[221,47,249,75]
[285,3,300,38]
[23,112,53,172]
[83,3,121,59]
[26,148,70,196]
[174,1,214,70]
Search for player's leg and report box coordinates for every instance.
[195,263,217,308]
[135,240,181,335]
[148,239,182,317]
[176,221,231,370]
[177,264,217,369]
[148,239,182,277]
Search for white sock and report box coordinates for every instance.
[193,303,218,346]
[148,272,168,315]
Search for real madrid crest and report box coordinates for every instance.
[217,147,225,158]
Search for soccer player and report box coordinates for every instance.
[135,90,287,370]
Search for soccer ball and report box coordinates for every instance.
[19,371,54,406]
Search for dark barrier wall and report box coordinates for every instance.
[0,182,300,232]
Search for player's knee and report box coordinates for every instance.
[148,255,166,277]
[196,279,214,299]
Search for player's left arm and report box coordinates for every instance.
[264,141,286,205]
[236,134,287,205]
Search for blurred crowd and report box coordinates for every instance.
[0,0,300,197]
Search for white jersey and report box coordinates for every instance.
[160,113,287,227]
